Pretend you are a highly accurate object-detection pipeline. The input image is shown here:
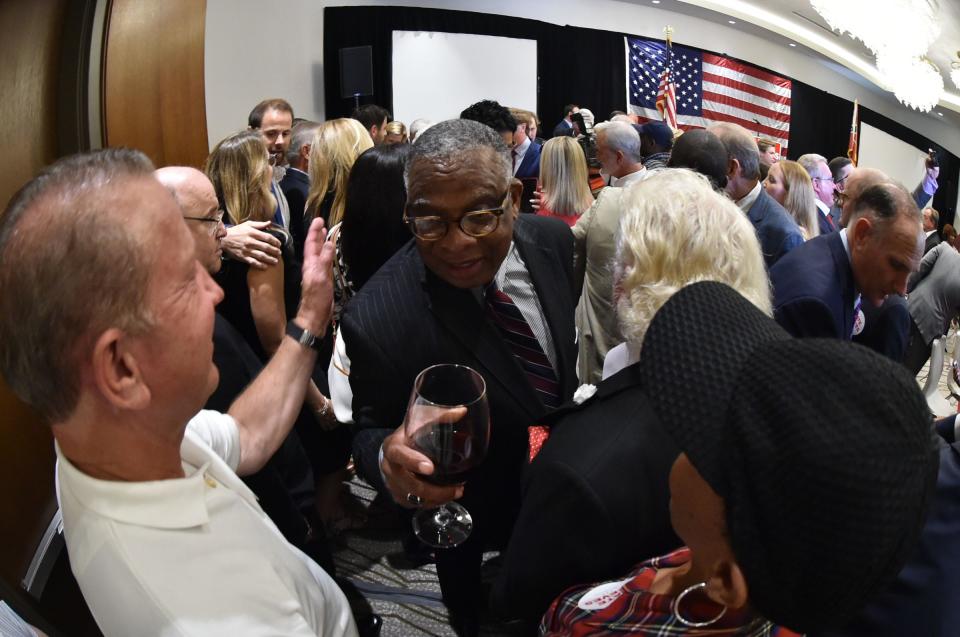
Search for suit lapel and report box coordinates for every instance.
[423,268,544,421]
[828,232,856,336]
[514,218,578,399]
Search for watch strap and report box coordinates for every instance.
[285,321,322,352]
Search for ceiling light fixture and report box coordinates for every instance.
[809,0,940,61]
[810,0,944,111]
[877,54,944,112]
[789,43,797,47]
[728,20,736,24]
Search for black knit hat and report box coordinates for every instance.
[639,281,939,633]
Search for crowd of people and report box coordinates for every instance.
[0,94,958,637]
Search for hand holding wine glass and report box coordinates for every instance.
[401,364,490,548]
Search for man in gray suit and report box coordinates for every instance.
[904,241,960,374]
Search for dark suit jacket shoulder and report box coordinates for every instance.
[747,189,804,268]
[552,120,575,138]
[924,231,942,256]
[279,168,310,264]
[770,231,855,340]
[491,363,681,623]
[515,141,542,181]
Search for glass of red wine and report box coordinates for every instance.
[404,364,490,549]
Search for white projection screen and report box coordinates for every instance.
[858,123,928,193]
[391,31,537,126]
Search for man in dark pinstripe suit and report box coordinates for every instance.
[340,119,578,635]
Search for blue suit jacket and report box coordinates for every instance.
[818,209,836,235]
[747,188,804,268]
[770,230,856,340]
[514,140,541,181]
[815,437,960,637]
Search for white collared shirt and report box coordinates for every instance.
[56,411,357,637]
[512,137,532,176]
[735,181,763,213]
[610,167,648,188]
[815,198,830,215]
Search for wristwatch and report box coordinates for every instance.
[285,321,322,352]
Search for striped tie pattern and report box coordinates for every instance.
[485,284,561,409]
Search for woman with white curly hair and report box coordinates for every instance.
[491,168,771,629]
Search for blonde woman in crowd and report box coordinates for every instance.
[763,160,820,240]
[383,120,408,145]
[206,130,334,419]
[537,136,595,227]
[305,118,373,228]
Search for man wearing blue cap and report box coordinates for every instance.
[635,120,674,170]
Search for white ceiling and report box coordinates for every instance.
[621,0,960,125]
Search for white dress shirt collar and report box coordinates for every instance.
[611,167,648,188]
[735,181,763,213]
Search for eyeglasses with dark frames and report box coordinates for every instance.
[404,191,510,241]
[183,210,226,229]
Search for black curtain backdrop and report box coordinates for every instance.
[323,5,958,216]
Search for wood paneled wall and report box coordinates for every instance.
[103,0,208,168]
[0,0,67,587]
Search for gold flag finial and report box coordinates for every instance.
[664,25,674,46]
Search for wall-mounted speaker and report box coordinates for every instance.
[339,45,373,99]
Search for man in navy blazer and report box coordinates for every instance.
[551,103,579,138]
[770,183,922,345]
[511,119,541,182]
[710,122,803,268]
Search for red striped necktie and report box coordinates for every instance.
[485,283,561,409]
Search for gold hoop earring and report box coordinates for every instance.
[671,582,727,628]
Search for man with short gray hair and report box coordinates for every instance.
[797,152,838,234]
[340,118,578,635]
[570,120,647,383]
[281,120,321,263]
[711,122,803,268]
[0,149,357,636]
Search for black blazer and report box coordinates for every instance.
[490,363,681,626]
[815,438,960,637]
[924,231,942,256]
[770,230,856,340]
[279,168,310,266]
[341,215,578,598]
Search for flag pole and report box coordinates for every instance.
[847,99,859,166]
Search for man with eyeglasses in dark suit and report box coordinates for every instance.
[338,118,578,636]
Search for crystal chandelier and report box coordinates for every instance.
[877,53,944,112]
[810,0,944,111]
[809,0,940,60]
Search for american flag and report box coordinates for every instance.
[655,64,678,130]
[627,36,792,155]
